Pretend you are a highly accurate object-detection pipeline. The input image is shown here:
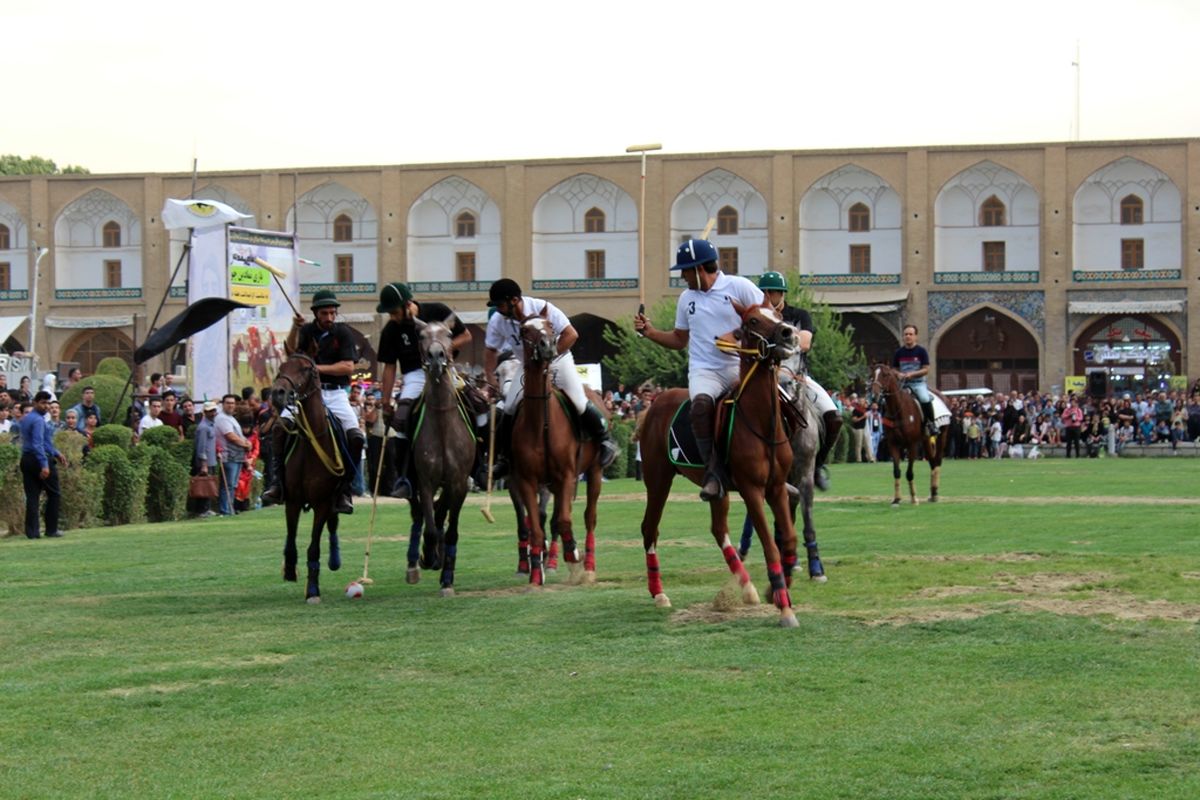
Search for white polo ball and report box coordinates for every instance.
[345,581,364,600]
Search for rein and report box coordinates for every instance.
[278,354,345,477]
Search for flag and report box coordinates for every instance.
[161,198,252,231]
[135,297,252,364]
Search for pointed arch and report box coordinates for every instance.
[932,304,1041,393]
[799,164,902,276]
[532,174,636,282]
[407,175,501,283]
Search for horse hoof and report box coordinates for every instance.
[567,561,585,584]
[890,501,901,508]
[928,496,939,503]
[283,566,297,582]
[306,595,321,605]
[810,574,828,584]
[580,570,597,585]
[779,610,800,628]
[911,499,920,506]
[439,587,455,598]
[742,582,761,606]
[406,568,420,585]
[653,593,672,608]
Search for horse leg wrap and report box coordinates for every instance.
[738,515,755,560]
[529,546,544,586]
[804,540,825,578]
[585,531,596,573]
[547,539,560,569]
[721,544,749,584]
[646,552,663,598]
[782,553,798,585]
[767,562,791,610]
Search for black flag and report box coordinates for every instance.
[134,297,253,364]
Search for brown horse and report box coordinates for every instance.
[867,363,948,506]
[270,352,345,603]
[509,312,604,586]
[402,317,477,596]
[639,303,803,627]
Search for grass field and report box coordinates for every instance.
[3,459,1199,799]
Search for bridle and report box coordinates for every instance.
[273,351,344,477]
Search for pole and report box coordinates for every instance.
[626,143,661,332]
[30,242,48,357]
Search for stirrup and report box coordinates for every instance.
[699,472,725,502]
[598,438,619,469]
[814,464,830,492]
[336,492,354,515]
[391,477,413,500]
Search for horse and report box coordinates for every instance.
[270,352,345,603]
[639,303,803,627]
[401,317,477,596]
[867,363,948,506]
[736,376,825,582]
[509,312,605,586]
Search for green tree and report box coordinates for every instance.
[791,278,867,394]
[0,154,89,175]
[601,298,687,389]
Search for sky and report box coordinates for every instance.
[3,0,1198,175]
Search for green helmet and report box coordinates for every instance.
[758,271,787,292]
[310,289,341,309]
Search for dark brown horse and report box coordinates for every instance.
[639,303,803,627]
[402,317,477,596]
[867,363,948,506]
[270,352,345,603]
[510,312,605,586]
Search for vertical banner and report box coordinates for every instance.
[227,227,299,394]
[187,226,231,403]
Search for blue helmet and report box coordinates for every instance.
[671,238,718,271]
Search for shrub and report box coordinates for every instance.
[605,417,635,480]
[54,430,102,531]
[58,375,135,434]
[92,423,133,451]
[94,357,132,381]
[127,446,152,524]
[170,438,195,472]
[0,442,22,535]
[140,425,181,450]
[85,445,140,526]
[144,445,189,522]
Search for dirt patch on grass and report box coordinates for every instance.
[1020,593,1200,623]
[456,579,618,599]
[671,602,783,625]
[102,678,227,698]
[993,571,1111,593]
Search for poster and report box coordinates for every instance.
[226,228,299,394]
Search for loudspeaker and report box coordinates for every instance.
[1087,371,1109,398]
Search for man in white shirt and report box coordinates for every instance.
[137,396,164,440]
[635,238,764,500]
[483,278,618,476]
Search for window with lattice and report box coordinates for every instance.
[980,196,1006,227]
[848,203,870,232]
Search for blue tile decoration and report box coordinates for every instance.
[0,290,30,301]
[927,290,1045,340]
[934,271,1039,285]
[407,281,490,294]
[1073,269,1181,282]
[300,282,377,295]
[532,278,639,292]
[55,288,144,301]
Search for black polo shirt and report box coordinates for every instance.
[297,321,356,388]
[378,301,467,375]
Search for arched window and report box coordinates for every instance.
[584,207,606,234]
[456,211,477,238]
[848,202,870,232]
[0,224,9,250]
[1120,195,1144,225]
[717,205,739,235]
[980,196,1006,227]
[63,329,135,375]
[102,221,122,248]
[333,213,353,242]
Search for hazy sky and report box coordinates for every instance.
[4,0,1198,175]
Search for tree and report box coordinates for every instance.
[791,278,867,393]
[0,154,89,176]
[601,297,687,389]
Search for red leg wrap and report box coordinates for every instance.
[646,552,663,598]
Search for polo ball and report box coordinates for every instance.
[345,581,364,600]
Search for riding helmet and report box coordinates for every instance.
[758,271,787,292]
[671,238,719,271]
[310,289,341,309]
[376,281,413,313]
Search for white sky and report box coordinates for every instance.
[3,0,1198,175]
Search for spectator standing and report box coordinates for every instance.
[137,396,164,441]
[849,394,873,463]
[867,401,884,460]
[19,392,66,539]
[192,401,219,517]
[158,390,185,438]
[1187,394,1200,442]
[214,394,250,516]
[1061,396,1084,458]
[69,386,102,432]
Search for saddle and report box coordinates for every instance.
[511,391,584,440]
[667,389,800,469]
[410,390,479,440]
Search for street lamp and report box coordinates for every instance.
[626,143,662,312]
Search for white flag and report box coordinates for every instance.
[161,198,252,231]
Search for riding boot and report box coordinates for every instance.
[691,394,725,502]
[389,399,416,500]
[581,401,619,469]
[491,412,515,480]
[338,430,364,515]
[814,409,842,492]
[472,421,490,490]
[921,401,938,436]
[260,419,294,505]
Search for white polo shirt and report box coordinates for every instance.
[674,272,764,371]
[484,296,572,358]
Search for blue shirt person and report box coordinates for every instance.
[19,392,66,539]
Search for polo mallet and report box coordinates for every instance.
[232,253,301,317]
[481,401,497,523]
[359,433,390,585]
[701,217,716,240]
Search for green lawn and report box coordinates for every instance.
[2,459,1198,799]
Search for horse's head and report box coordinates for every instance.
[731,301,800,364]
[866,363,899,405]
[520,312,557,365]
[271,352,319,414]
[415,314,457,381]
